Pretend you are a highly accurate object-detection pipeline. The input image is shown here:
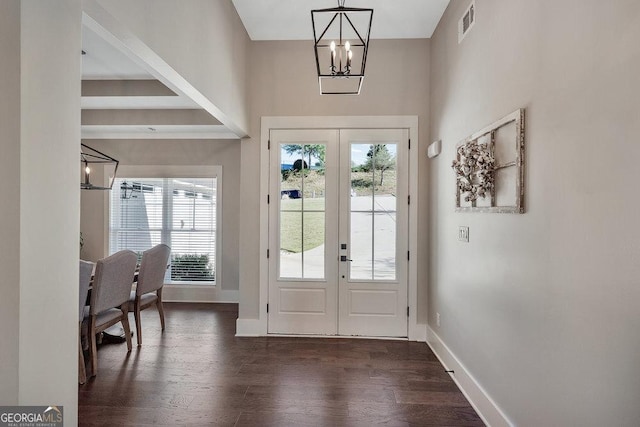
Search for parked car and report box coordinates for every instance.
[281,189,301,199]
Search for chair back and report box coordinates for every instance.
[79,260,95,322]
[91,250,138,315]
[136,244,171,296]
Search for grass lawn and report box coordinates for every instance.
[278,169,398,253]
[280,198,325,253]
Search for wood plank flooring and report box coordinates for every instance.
[79,303,483,426]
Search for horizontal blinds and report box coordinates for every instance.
[110,177,217,284]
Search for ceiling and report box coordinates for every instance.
[232,0,450,40]
[81,24,230,140]
[82,25,151,80]
[80,1,450,141]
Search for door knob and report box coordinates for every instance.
[340,255,352,262]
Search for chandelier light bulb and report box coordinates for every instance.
[345,41,351,52]
[85,166,91,174]
[330,41,336,70]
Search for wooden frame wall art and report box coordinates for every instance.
[452,109,525,213]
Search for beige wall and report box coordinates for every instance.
[429,1,640,425]
[80,139,241,291]
[95,0,250,135]
[0,0,21,405]
[239,39,431,321]
[0,0,83,421]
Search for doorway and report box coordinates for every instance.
[268,128,409,337]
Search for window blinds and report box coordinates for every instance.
[110,177,217,284]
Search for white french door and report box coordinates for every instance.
[268,128,409,337]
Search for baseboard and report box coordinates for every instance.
[410,322,428,342]
[426,326,513,427]
[236,320,427,340]
[163,286,238,303]
[235,318,265,337]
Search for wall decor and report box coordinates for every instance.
[452,109,525,213]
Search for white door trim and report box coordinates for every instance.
[256,116,421,340]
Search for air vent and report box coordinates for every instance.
[458,1,475,44]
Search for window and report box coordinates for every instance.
[109,176,218,285]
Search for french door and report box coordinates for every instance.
[268,128,409,337]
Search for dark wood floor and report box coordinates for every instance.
[78,303,483,426]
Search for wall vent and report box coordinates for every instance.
[458,1,475,44]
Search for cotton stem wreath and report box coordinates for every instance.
[452,140,495,202]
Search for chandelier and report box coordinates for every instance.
[312,0,373,95]
[80,143,119,190]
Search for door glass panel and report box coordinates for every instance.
[279,211,302,278]
[350,212,372,280]
[350,143,374,211]
[373,212,396,280]
[279,143,326,279]
[303,212,325,279]
[372,144,397,212]
[349,143,397,281]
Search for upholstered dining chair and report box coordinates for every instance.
[128,244,171,346]
[78,260,94,384]
[87,250,138,377]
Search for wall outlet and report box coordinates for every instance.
[436,312,441,327]
[458,226,469,242]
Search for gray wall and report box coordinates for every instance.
[80,139,241,291]
[0,1,82,423]
[428,1,640,425]
[0,0,21,405]
[239,39,431,321]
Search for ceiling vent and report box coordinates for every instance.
[458,1,475,44]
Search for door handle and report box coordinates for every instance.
[340,255,352,262]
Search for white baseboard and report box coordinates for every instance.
[410,322,428,342]
[427,326,513,427]
[235,318,265,337]
[236,320,427,340]
[163,285,238,303]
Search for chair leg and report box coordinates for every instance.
[88,315,98,377]
[134,298,142,346]
[120,304,133,352]
[157,288,166,331]
[78,326,86,385]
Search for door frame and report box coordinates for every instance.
[257,116,422,340]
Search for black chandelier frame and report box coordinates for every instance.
[311,2,373,95]
[80,143,119,190]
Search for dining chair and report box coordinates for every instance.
[87,250,138,377]
[78,260,94,384]
[128,244,171,346]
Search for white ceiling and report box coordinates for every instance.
[80,1,449,139]
[232,0,450,40]
[81,24,234,138]
[82,25,152,80]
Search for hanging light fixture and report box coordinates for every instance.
[119,181,139,200]
[80,143,119,190]
[312,0,373,95]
